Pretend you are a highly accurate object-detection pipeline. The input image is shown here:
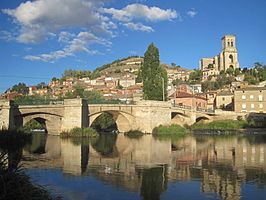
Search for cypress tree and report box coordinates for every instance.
[141,43,167,100]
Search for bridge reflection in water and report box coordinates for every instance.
[22,134,266,200]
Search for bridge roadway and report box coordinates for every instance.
[0,99,244,135]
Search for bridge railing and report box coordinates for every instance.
[173,104,192,110]
[14,99,64,106]
[196,107,215,113]
[172,103,215,114]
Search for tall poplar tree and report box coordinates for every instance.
[141,43,168,100]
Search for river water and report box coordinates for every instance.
[21,133,266,200]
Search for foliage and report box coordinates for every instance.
[36,82,47,89]
[136,68,143,83]
[244,74,259,85]
[141,43,168,101]
[226,66,234,75]
[94,55,142,73]
[0,130,58,200]
[172,78,184,86]
[124,130,144,139]
[22,119,44,133]
[242,62,266,85]
[60,127,99,138]
[10,82,29,95]
[152,124,189,138]
[65,86,103,101]
[189,69,203,83]
[0,152,58,200]
[91,112,117,131]
[13,95,54,105]
[63,69,92,79]
[116,84,123,89]
[191,120,252,130]
[202,74,234,92]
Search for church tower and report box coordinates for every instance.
[219,35,240,71]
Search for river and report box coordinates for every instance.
[20,133,266,200]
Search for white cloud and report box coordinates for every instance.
[103,4,178,22]
[187,9,197,18]
[0,30,14,41]
[2,0,180,62]
[2,0,112,43]
[24,31,110,62]
[58,31,75,43]
[123,22,154,32]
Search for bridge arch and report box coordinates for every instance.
[195,115,211,123]
[20,112,63,134]
[89,110,135,133]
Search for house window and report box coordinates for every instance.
[242,95,246,100]
[259,104,263,109]
[259,95,263,101]
[250,95,254,99]
[222,97,225,101]
[242,104,246,109]
[251,104,255,109]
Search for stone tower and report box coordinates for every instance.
[200,34,240,79]
[219,35,240,71]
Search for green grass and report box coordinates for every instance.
[124,130,144,139]
[191,120,251,130]
[60,127,99,138]
[152,124,189,139]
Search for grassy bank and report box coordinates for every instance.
[152,124,189,139]
[60,127,99,138]
[124,130,144,139]
[191,120,252,131]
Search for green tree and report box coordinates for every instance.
[141,43,167,101]
[83,90,102,100]
[189,69,203,83]
[11,83,29,95]
[172,78,183,86]
[36,82,46,89]
[234,68,241,76]
[136,68,143,83]
[51,77,58,81]
[226,67,234,75]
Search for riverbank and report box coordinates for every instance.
[193,128,266,135]
[60,127,99,138]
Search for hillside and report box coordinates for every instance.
[94,56,143,75]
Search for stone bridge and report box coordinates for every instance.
[0,99,245,135]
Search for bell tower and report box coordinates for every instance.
[220,35,240,71]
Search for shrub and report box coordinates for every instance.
[152,124,188,136]
[60,127,98,138]
[124,130,144,139]
[191,120,250,130]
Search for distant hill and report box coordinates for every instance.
[94,56,143,75]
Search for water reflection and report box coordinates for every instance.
[22,133,266,200]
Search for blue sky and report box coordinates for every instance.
[0,0,266,93]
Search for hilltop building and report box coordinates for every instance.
[200,35,240,79]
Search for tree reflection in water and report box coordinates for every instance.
[137,165,168,200]
[91,133,118,156]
